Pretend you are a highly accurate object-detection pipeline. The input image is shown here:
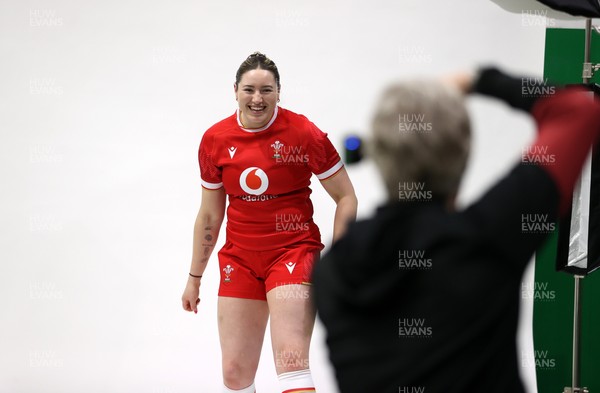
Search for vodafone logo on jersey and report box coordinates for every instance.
[239,167,269,195]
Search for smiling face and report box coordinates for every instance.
[235,68,280,129]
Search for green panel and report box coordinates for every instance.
[534,27,600,393]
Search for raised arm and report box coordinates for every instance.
[454,68,600,266]
[181,187,226,313]
[470,67,600,214]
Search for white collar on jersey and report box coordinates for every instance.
[236,106,279,133]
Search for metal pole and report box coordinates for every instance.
[568,18,592,393]
[572,275,583,391]
[584,19,592,84]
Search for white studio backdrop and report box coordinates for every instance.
[0,1,548,392]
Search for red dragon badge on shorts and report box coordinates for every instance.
[223,264,234,283]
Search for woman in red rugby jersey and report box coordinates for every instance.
[182,52,357,393]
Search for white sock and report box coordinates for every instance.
[222,382,255,393]
[278,369,316,392]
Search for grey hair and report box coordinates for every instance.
[369,80,471,202]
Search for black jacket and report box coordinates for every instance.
[312,68,583,393]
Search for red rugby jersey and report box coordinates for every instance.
[199,106,343,251]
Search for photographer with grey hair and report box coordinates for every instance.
[312,67,600,393]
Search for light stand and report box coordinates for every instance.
[562,18,599,393]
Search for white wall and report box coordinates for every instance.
[0,1,551,392]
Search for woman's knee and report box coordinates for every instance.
[222,357,257,389]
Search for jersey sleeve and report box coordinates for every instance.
[528,88,600,214]
[307,122,344,180]
[198,131,223,190]
[473,70,600,215]
[463,88,600,269]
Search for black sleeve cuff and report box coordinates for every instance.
[472,67,555,113]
